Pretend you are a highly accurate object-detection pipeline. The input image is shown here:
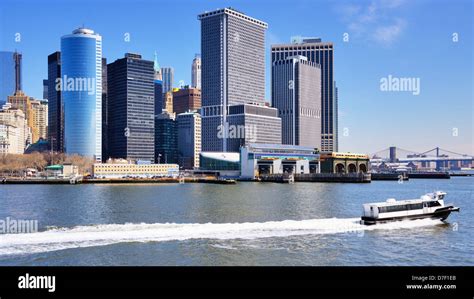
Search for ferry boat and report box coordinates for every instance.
[360,191,459,225]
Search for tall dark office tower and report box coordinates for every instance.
[107,53,155,162]
[155,112,178,164]
[101,57,108,161]
[198,7,281,152]
[47,51,64,152]
[0,51,21,105]
[272,55,321,149]
[14,52,22,92]
[42,79,48,99]
[272,37,338,152]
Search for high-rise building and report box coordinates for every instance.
[271,37,338,152]
[61,28,102,161]
[43,79,49,100]
[155,111,178,164]
[47,51,64,152]
[30,99,48,141]
[7,91,37,143]
[0,51,21,106]
[163,91,174,116]
[177,111,201,169]
[198,7,281,152]
[153,52,164,115]
[0,103,29,154]
[161,67,174,93]
[272,55,321,149]
[191,54,201,89]
[101,58,108,161]
[107,53,155,162]
[225,104,282,151]
[154,51,162,81]
[173,87,201,115]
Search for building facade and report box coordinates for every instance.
[93,161,179,178]
[240,143,320,179]
[177,111,201,169]
[272,55,321,149]
[223,103,282,152]
[173,87,201,115]
[0,104,28,154]
[101,57,108,161]
[30,99,48,141]
[107,53,155,162]
[7,91,37,143]
[163,91,174,116]
[191,54,201,89]
[271,37,338,152]
[199,8,280,152]
[47,51,64,152]
[61,28,102,161]
[161,67,174,94]
[155,112,178,164]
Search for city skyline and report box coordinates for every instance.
[0,0,472,155]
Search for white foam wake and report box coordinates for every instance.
[0,218,443,256]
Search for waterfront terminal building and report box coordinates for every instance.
[199,143,320,179]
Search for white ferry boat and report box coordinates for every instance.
[360,191,459,225]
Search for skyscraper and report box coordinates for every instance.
[198,7,281,152]
[107,53,155,162]
[161,67,174,93]
[177,111,201,169]
[0,51,21,106]
[42,79,48,100]
[61,28,102,161]
[30,99,48,141]
[272,55,321,149]
[191,54,201,89]
[155,112,178,164]
[271,37,338,152]
[101,57,108,161]
[47,51,64,152]
[154,52,164,115]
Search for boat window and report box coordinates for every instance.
[407,203,423,210]
[438,195,444,200]
[426,201,442,207]
[379,205,408,213]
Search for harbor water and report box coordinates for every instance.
[0,178,472,266]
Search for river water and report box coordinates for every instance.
[0,178,472,265]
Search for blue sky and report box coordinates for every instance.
[0,0,472,155]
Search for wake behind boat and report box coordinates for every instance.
[360,191,460,225]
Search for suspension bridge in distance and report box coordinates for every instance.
[370,146,473,170]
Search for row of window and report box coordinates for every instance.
[378,201,441,213]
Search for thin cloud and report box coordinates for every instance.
[372,18,406,46]
[336,0,408,46]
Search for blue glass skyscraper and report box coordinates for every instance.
[61,28,102,161]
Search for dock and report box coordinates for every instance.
[259,173,371,183]
[0,177,236,185]
[371,172,409,181]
